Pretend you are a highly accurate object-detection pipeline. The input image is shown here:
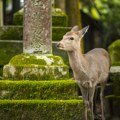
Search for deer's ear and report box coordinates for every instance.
[78,25,89,39]
[71,25,79,32]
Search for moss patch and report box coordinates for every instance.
[108,39,120,65]
[0,80,78,100]
[0,40,23,66]
[0,26,23,40]
[9,54,65,66]
[13,8,68,26]
[52,8,68,27]
[3,64,69,80]
[52,27,71,41]
[0,26,70,41]
[13,9,23,25]
[3,54,69,80]
[0,40,22,77]
[0,100,84,120]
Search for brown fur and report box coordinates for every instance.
[57,26,111,120]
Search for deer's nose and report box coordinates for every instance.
[56,43,61,48]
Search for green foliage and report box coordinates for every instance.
[0,80,78,100]
[80,0,120,47]
[0,100,84,120]
[108,39,120,65]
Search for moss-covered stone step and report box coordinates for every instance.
[106,95,120,120]
[110,66,120,96]
[52,8,68,27]
[0,40,23,66]
[0,26,23,40]
[0,80,78,100]
[0,40,69,78]
[108,39,120,66]
[13,8,68,27]
[0,40,23,77]
[3,54,69,80]
[0,26,70,41]
[0,100,84,120]
[52,27,71,41]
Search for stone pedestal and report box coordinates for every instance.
[3,0,69,80]
[3,54,69,80]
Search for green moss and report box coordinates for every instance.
[3,54,69,80]
[0,40,23,66]
[112,62,120,66]
[13,8,68,26]
[3,64,69,80]
[108,39,120,64]
[9,54,65,66]
[0,26,23,40]
[0,80,78,100]
[0,100,84,120]
[52,8,68,27]
[0,67,3,79]
[13,9,23,25]
[0,26,70,41]
[52,27,71,41]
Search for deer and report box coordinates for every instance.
[57,25,111,120]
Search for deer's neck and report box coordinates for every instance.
[67,49,88,75]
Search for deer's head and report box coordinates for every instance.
[57,25,89,52]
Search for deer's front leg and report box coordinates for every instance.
[78,84,89,120]
[89,87,96,120]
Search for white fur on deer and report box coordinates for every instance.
[57,26,111,120]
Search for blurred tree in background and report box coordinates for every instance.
[2,0,120,49]
[80,0,120,48]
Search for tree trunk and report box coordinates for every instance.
[65,0,82,28]
[55,0,65,12]
[0,0,3,26]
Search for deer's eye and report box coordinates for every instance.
[69,37,74,40]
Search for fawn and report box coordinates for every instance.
[57,25,111,120]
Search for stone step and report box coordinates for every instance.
[3,54,69,80]
[0,99,84,120]
[0,80,79,100]
[105,95,120,119]
[13,8,68,27]
[0,26,71,41]
[0,40,69,78]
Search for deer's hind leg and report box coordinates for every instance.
[100,83,106,120]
